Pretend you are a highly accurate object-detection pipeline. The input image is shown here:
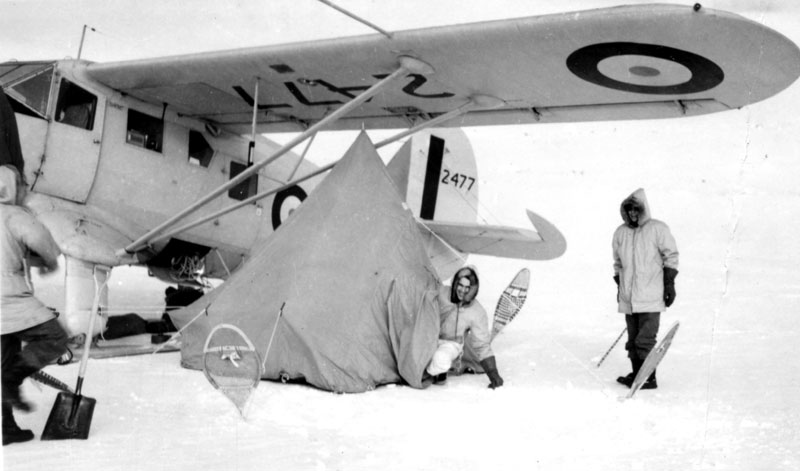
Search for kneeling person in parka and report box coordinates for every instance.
[426,266,503,389]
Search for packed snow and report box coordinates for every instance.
[3,1,800,470]
[6,101,799,469]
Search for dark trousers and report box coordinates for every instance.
[1,318,69,390]
[625,312,660,361]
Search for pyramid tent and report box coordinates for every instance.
[173,132,441,393]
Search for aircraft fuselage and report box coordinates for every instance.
[5,59,320,282]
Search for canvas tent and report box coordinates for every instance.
[172,132,442,393]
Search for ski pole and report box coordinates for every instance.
[596,327,626,368]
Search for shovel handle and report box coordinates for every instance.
[66,393,84,427]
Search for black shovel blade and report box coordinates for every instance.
[41,392,96,440]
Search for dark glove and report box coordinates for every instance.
[613,274,620,302]
[663,267,678,307]
[480,356,503,389]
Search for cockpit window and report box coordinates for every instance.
[55,79,97,130]
[1,64,54,118]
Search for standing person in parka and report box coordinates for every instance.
[612,188,679,390]
[426,266,503,389]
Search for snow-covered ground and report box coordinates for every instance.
[6,106,800,470]
[4,1,800,470]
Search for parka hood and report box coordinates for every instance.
[0,165,19,205]
[450,265,480,305]
[620,188,651,228]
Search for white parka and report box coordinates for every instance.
[1,166,61,334]
[437,266,493,362]
[612,189,679,314]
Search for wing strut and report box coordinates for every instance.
[119,56,432,256]
[281,94,501,191]
[146,161,336,246]
[135,96,504,246]
[287,131,317,181]
[375,94,503,149]
[247,78,260,165]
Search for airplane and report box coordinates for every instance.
[2,3,799,343]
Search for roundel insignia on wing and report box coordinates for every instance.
[271,185,307,229]
[566,42,724,95]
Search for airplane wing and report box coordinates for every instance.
[421,210,566,261]
[84,4,800,134]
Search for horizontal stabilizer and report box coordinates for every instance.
[421,209,566,261]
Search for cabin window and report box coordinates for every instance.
[188,130,214,167]
[2,64,54,118]
[228,161,258,201]
[126,109,163,152]
[55,79,97,130]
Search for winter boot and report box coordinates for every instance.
[1,380,31,413]
[2,404,34,446]
[2,363,39,412]
[616,372,635,387]
[616,358,641,388]
[433,373,447,385]
[640,370,658,390]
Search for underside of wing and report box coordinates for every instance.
[84,4,800,134]
[421,210,566,261]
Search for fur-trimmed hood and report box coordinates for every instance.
[620,188,652,228]
[449,265,480,305]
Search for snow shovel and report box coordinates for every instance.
[41,266,107,440]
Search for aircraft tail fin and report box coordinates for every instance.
[387,129,566,278]
[387,128,479,225]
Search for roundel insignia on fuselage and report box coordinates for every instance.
[271,185,308,230]
[566,42,724,95]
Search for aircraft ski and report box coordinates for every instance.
[56,335,181,363]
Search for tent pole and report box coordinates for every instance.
[213,249,232,278]
[261,303,285,373]
[151,306,209,355]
